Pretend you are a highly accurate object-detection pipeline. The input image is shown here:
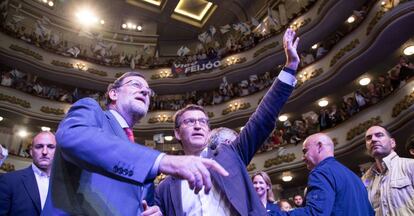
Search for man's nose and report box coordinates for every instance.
[42,147,48,154]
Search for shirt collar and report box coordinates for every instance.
[371,151,398,175]
[109,109,129,128]
[31,163,49,177]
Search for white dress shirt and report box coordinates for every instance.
[31,164,50,209]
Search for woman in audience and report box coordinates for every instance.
[252,171,280,215]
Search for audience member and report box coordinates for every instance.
[252,171,280,215]
[0,144,8,166]
[278,199,293,212]
[207,127,238,151]
[293,194,304,208]
[279,133,374,215]
[0,132,56,215]
[361,125,414,215]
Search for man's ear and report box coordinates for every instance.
[174,128,181,142]
[108,89,118,102]
[391,138,396,150]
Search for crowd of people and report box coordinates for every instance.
[0,0,318,71]
[258,56,413,153]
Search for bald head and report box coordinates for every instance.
[302,133,334,170]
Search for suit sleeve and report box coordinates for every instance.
[56,98,161,184]
[287,170,335,216]
[233,71,294,165]
[0,174,12,215]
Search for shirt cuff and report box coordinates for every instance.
[149,153,166,179]
[278,70,297,87]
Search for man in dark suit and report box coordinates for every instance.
[155,28,299,216]
[42,71,228,216]
[283,133,374,215]
[0,131,57,216]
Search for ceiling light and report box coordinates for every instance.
[121,23,127,29]
[48,1,54,7]
[278,114,288,122]
[282,172,293,182]
[164,136,173,141]
[172,147,176,151]
[240,126,244,131]
[359,77,371,86]
[137,25,142,31]
[41,126,51,132]
[75,9,99,26]
[311,44,318,49]
[100,20,105,25]
[174,1,213,21]
[0,116,3,121]
[347,16,355,23]
[381,1,386,5]
[143,0,161,6]
[42,0,48,3]
[403,45,414,56]
[318,99,329,107]
[18,129,28,138]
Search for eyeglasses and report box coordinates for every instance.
[119,80,155,97]
[180,118,209,127]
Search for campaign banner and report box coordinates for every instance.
[172,57,221,75]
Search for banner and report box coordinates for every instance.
[172,57,221,75]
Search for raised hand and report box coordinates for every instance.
[283,28,300,70]
[158,155,229,194]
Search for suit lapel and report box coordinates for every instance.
[22,167,41,213]
[105,110,128,140]
[170,177,183,215]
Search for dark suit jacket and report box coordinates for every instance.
[155,77,294,216]
[285,157,374,216]
[42,98,161,216]
[267,201,282,216]
[0,166,42,216]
